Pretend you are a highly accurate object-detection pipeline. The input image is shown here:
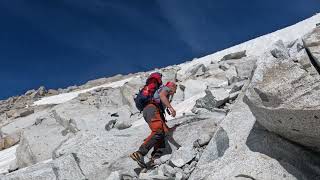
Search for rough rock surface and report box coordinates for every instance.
[245,38,320,152]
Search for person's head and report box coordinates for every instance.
[165,81,177,95]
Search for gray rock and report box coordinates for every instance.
[170,146,196,168]
[106,171,121,180]
[303,26,320,69]
[47,89,59,96]
[190,64,207,77]
[139,168,170,180]
[245,47,320,152]
[270,40,290,59]
[25,89,36,96]
[190,95,300,180]
[194,90,218,111]
[220,50,247,61]
[114,121,132,130]
[78,93,90,102]
[159,164,176,177]
[225,66,240,85]
[2,162,57,180]
[229,81,246,94]
[177,63,207,80]
[181,79,207,100]
[221,57,257,80]
[160,154,172,164]
[194,88,229,111]
[0,132,21,150]
[16,116,69,168]
[193,133,212,148]
[3,155,86,180]
[12,108,34,119]
[218,62,231,71]
[229,91,240,101]
[30,86,47,99]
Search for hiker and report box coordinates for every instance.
[130,81,177,168]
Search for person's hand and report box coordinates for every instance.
[168,107,176,117]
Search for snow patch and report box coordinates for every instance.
[33,77,133,106]
[0,145,18,174]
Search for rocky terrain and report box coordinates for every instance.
[0,14,320,180]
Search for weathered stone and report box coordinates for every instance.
[190,95,302,180]
[3,132,21,149]
[177,63,207,80]
[12,108,34,119]
[16,116,69,168]
[220,50,247,61]
[170,146,196,168]
[194,88,229,111]
[229,81,246,94]
[245,48,320,152]
[303,26,320,69]
[181,79,207,100]
[114,121,132,130]
[47,89,59,96]
[30,86,47,99]
[218,62,230,71]
[3,154,86,180]
[77,93,90,102]
[270,40,290,59]
[225,66,240,85]
[222,57,257,80]
[193,133,212,148]
[52,154,86,180]
[25,89,36,96]
[159,164,176,177]
[2,162,57,180]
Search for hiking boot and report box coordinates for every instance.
[130,152,146,168]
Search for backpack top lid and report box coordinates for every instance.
[147,72,162,85]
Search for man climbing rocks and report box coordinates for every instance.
[130,81,177,168]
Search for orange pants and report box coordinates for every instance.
[138,104,169,156]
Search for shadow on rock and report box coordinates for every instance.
[246,122,320,180]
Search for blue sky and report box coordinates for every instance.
[0,0,319,100]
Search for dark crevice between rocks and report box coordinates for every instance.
[52,166,60,180]
[246,122,320,180]
[71,153,88,180]
[303,41,320,75]
[235,174,256,180]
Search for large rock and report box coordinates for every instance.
[190,91,319,179]
[245,43,320,152]
[16,113,70,168]
[11,108,34,119]
[177,63,207,80]
[194,88,229,111]
[0,132,21,150]
[303,26,320,74]
[218,56,257,80]
[170,146,196,168]
[270,40,290,59]
[220,50,247,61]
[3,154,86,180]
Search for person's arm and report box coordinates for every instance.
[159,90,176,117]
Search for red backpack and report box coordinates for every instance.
[134,72,162,111]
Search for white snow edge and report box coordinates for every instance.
[33,77,134,106]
